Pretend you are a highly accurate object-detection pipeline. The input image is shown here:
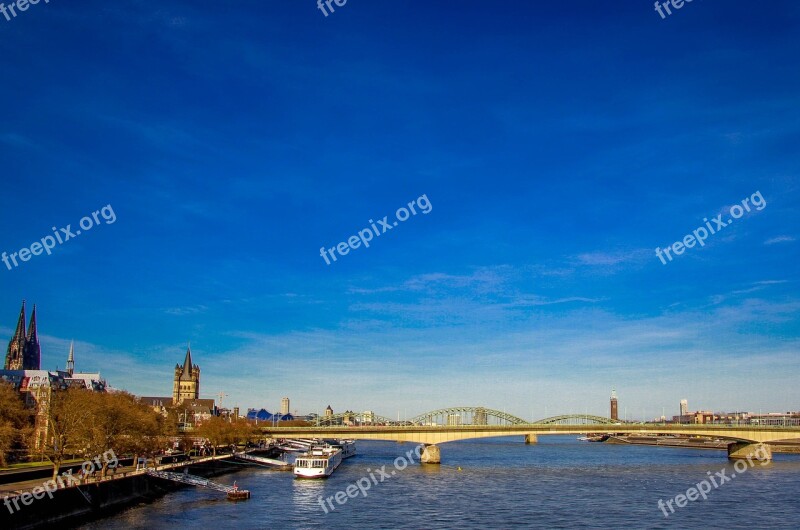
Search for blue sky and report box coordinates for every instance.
[1,1,798,420]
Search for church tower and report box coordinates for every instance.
[5,301,42,371]
[23,304,41,370]
[610,388,619,421]
[5,301,28,370]
[172,344,200,404]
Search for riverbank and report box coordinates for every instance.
[0,450,278,530]
[605,435,800,453]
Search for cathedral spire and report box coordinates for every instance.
[5,301,28,370]
[67,340,75,376]
[23,304,41,370]
[12,300,26,342]
[27,304,38,343]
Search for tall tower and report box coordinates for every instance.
[610,388,619,421]
[281,397,290,416]
[66,340,75,376]
[172,344,200,404]
[23,304,41,370]
[680,399,688,417]
[5,301,28,370]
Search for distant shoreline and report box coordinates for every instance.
[605,435,800,453]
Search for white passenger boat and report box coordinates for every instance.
[293,446,343,478]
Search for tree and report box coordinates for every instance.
[195,416,256,455]
[125,398,166,471]
[231,418,258,447]
[43,387,95,480]
[77,391,166,476]
[195,416,228,456]
[178,433,195,454]
[0,382,31,467]
[33,388,169,479]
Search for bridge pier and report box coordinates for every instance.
[727,442,772,463]
[524,434,538,444]
[420,444,441,464]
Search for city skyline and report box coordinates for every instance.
[1,1,798,419]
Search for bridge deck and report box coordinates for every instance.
[261,423,800,444]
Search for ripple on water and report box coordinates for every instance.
[79,437,800,529]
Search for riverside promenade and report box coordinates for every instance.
[1,453,237,498]
[0,452,252,529]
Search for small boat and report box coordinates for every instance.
[293,445,343,479]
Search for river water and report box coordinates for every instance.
[80,436,800,529]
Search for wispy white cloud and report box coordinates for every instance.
[15,288,798,423]
[574,249,650,267]
[503,296,602,307]
[164,305,208,316]
[709,280,792,305]
[402,270,506,292]
[128,295,800,419]
[764,235,795,245]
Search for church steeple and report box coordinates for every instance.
[27,305,38,341]
[173,343,200,404]
[180,343,194,380]
[67,340,75,376]
[12,301,26,342]
[23,304,41,370]
[4,301,28,370]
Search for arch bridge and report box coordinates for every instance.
[314,407,631,428]
[261,406,800,464]
[409,407,529,426]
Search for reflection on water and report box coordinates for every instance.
[292,476,326,513]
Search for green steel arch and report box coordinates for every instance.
[534,414,620,425]
[409,406,530,426]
